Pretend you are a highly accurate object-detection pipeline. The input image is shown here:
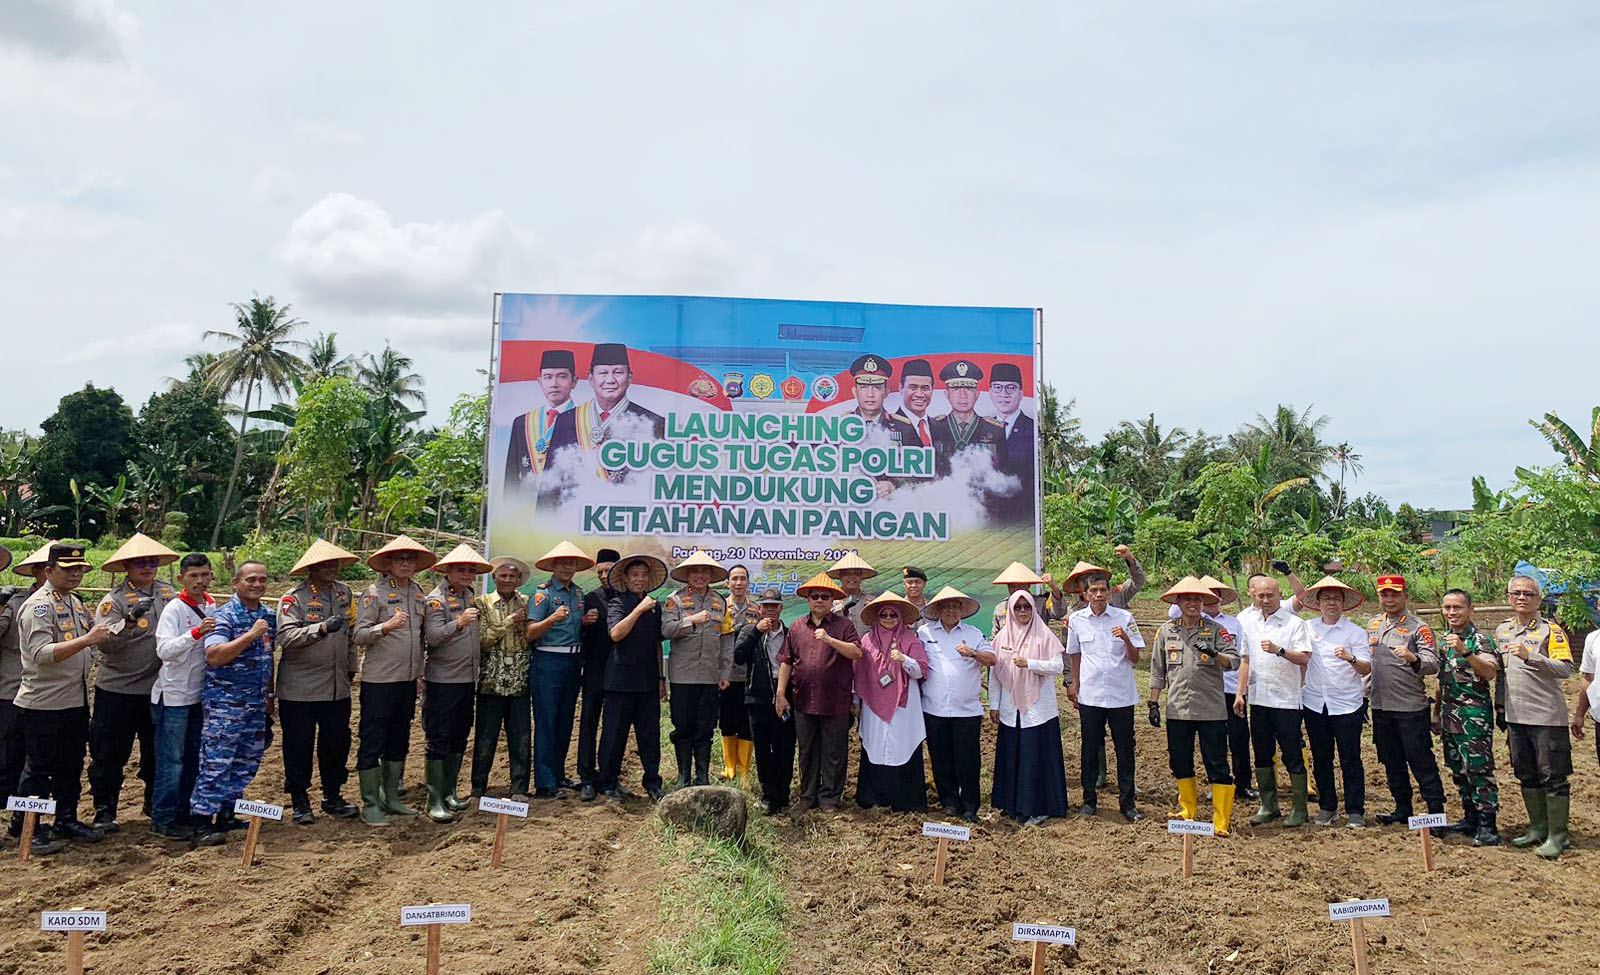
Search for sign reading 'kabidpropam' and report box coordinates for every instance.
[1328,899,1391,921]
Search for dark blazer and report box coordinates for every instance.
[733,620,787,706]
[580,587,615,686]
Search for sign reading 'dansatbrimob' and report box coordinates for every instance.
[401,905,472,926]
[1167,819,1216,836]
[921,822,971,841]
[1012,923,1076,945]
[1408,813,1448,830]
[478,796,530,818]
[234,799,284,821]
[6,796,56,814]
[41,912,107,931]
[1328,899,1390,921]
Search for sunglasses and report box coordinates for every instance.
[878,610,901,619]
[128,557,161,569]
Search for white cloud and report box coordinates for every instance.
[293,119,365,148]
[586,221,751,293]
[0,47,170,119]
[0,201,122,243]
[0,0,137,62]
[247,166,297,206]
[59,321,192,364]
[274,193,552,313]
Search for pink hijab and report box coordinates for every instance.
[993,591,1064,716]
[855,614,930,724]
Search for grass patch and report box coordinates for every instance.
[649,819,789,975]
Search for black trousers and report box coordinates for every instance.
[1079,704,1135,809]
[1226,706,1251,786]
[1303,704,1366,814]
[575,661,608,784]
[746,704,796,809]
[1249,705,1305,774]
[793,711,850,808]
[357,680,417,769]
[668,683,721,750]
[1372,708,1445,813]
[472,692,531,795]
[87,686,155,814]
[1508,723,1573,795]
[1166,718,1231,783]
[597,690,662,793]
[0,700,25,810]
[924,713,982,814]
[278,697,352,798]
[422,682,475,759]
[19,706,89,826]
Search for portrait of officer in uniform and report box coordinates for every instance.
[929,359,1003,478]
[503,348,579,495]
[847,354,921,500]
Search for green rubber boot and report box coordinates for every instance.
[1249,768,1280,825]
[1283,772,1309,828]
[1535,793,1569,859]
[424,759,456,823]
[358,767,389,827]
[1511,787,1547,848]
[443,753,470,812]
[380,760,420,817]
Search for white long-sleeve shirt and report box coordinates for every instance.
[152,593,216,706]
[916,620,992,718]
[856,656,926,766]
[989,653,1065,729]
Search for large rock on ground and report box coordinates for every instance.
[656,785,748,842]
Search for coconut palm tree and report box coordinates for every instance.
[1231,403,1332,485]
[203,295,308,547]
[1328,441,1364,518]
[305,332,357,380]
[355,345,426,524]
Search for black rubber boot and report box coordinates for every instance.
[674,745,692,788]
[1473,811,1502,847]
[693,743,712,787]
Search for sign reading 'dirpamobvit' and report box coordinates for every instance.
[41,913,107,931]
[401,905,472,926]
[1012,923,1076,945]
[1408,813,1448,830]
[1328,899,1391,921]
[478,796,529,818]
[233,799,284,821]
[921,822,972,842]
[488,295,1040,615]
[1167,819,1216,836]
[7,796,57,814]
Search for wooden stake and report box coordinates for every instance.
[241,817,262,867]
[932,836,949,885]
[1349,917,1369,975]
[490,813,509,869]
[1029,940,1045,975]
[18,810,37,862]
[1419,826,1434,872]
[425,923,441,975]
[65,930,85,975]
[1181,833,1194,878]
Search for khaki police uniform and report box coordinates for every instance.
[276,580,358,803]
[422,583,481,761]
[662,588,729,784]
[353,574,427,770]
[88,579,174,820]
[15,581,95,827]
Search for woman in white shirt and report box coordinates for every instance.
[990,591,1069,825]
[851,592,930,812]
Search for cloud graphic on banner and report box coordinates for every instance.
[876,447,1020,533]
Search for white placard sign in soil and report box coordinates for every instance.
[402,904,473,926]
[478,796,529,818]
[1167,819,1216,836]
[233,799,284,821]
[921,822,971,841]
[1328,899,1391,921]
[8,796,57,815]
[41,912,107,932]
[1407,813,1447,830]
[1012,923,1076,945]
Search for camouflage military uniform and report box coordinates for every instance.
[1437,623,1498,819]
[191,596,275,815]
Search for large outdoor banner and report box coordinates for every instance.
[487,294,1039,612]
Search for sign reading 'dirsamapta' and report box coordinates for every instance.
[233,799,284,821]
[1167,819,1216,836]
[1012,923,1076,945]
[7,796,57,815]
[41,912,107,931]
[1328,899,1390,921]
[1408,813,1448,831]
[478,796,530,818]
[401,905,472,926]
[921,822,971,842]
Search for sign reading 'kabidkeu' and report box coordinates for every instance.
[233,799,284,821]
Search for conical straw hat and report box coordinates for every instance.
[490,556,531,580]
[670,548,729,584]
[991,561,1044,586]
[608,553,668,592]
[1063,560,1111,592]
[795,572,845,600]
[922,585,980,621]
[434,543,493,574]
[860,590,918,628]
[290,538,360,576]
[100,532,179,573]
[12,540,54,577]
[367,534,437,573]
[1303,575,1364,612]
[0,544,11,575]
[1199,574,1238,604]
[827,551,878,579]
[1161,576,1217,605]
[534,540,595,572]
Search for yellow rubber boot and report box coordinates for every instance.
[1173,777,1199,821]
[736,738,754,780]
[1213,784,1236,837]
[720,737,738,780]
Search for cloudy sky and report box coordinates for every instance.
[3,1,1596,509]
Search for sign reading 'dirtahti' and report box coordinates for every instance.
[41,912,107,931]
[478,796,530,818]
[234,799,284,821]
[1408,813,1448,830]
[401,905,472,926]
[7,796,57,814]
[1012,923,1076,945]
[1328,899,1391,921]
[1167,819,1216,836]
[921,822,972,842]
